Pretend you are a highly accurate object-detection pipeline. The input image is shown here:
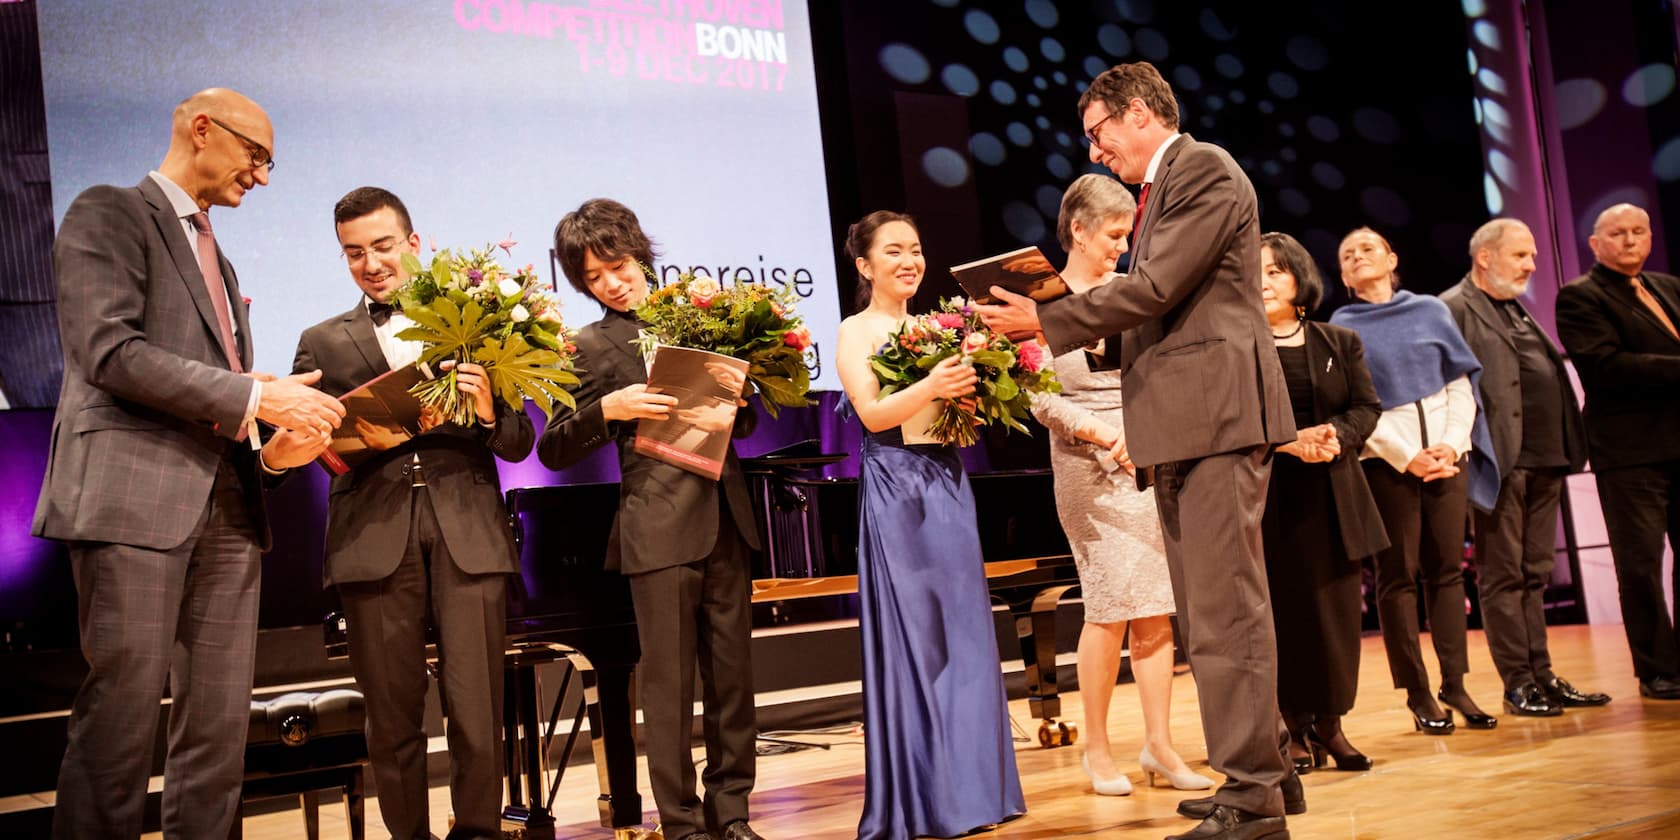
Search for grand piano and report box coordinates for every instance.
[328,442,1083,839]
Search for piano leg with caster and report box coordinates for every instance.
[502,662,557,839]
[1011,584,1079,748]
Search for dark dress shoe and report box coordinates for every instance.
[719,821,764,840]
[1638,676,1680,700]
[1437,690,1497,729]
[1503,683,1564,716]
[1544,676,1610,707]
[1165,805,1290,840]
[1178,773,1305,820]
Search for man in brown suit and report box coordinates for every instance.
[33,88,343,838]
[980,62,1296,840]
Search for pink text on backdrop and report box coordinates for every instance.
[453,0,790,89]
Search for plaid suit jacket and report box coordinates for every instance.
[32,177,268,550]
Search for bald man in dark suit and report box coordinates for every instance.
[34,88,342,839]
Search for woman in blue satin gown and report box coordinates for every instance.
[834,211,1027,839]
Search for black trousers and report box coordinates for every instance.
[1595,460,1680,681]
[55,461,261,840]
[1363,460,1471,694]
[1472,467,1565,692]
[627,521,757,840]
[1155,447,1289,818]
[338,486,507,840]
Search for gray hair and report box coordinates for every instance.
[1468,218,1529,260]
[1056,173,1138,251]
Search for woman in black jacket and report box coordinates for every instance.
[1259,232,1389,772]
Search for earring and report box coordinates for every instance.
[1295,305,1306,320]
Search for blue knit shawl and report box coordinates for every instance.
[1329,290,1500,512]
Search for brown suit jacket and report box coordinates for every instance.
[293,302,534,587]
[536,309,761,575]
[33,177,267,550]
[1038,135,1296,468]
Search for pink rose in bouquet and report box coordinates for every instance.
[687,275,721,308]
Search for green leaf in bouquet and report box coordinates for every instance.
[397,293,492,360]
[472,335,581,417]
[431,253,454,289]
[992,370,1019,402]
[400,252,425,279]
[870,358,907,383]
[966,349,1015,370]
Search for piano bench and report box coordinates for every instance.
[231,688,370,840]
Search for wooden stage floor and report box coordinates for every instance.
[217,624,1680,840]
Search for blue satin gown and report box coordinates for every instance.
[855,427,1027,839]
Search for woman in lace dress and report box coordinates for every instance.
[1030,174,1212,795]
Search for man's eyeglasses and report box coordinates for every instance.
[1083,112,1116,146]
[341,238,403,265]
[208,117,275,172]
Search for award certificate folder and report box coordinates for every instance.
[949,245,1069,305]
[316,362,430,476]
[632,345,750,481]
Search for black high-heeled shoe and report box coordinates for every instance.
[1437,689,1498,729]
[1409,701,1455,735]
[1287,730,1316,774]
[1306,725,1372,771]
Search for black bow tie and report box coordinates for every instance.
[368,300,395,326]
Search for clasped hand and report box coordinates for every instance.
[1406,443,1460,481]
[1278,424,1340,463]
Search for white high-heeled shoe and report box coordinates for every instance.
[1139,745,1215,790]
[1082,753,1133,796]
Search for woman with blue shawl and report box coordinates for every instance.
[1330,227,1501,736]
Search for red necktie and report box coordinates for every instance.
[1132,182,1151,246]
[189,212,243,373]
[1631,276,1680,340]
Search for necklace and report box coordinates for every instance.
[1271,320,1304,340]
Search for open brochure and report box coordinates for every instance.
[316,362,431,476]
[632,345,749,481]
[949,245,1069,305]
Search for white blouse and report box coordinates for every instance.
[1360,374,1476,472]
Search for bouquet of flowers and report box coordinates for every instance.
[392,243,580,426]
[869,296,1059,447]
[632,271,813,417]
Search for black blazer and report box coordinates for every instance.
[1441,276,1587,476]
[1555,263,1680,470]
[1294,322,1389,561]
[536,309,760,575]
[293,301,534,587]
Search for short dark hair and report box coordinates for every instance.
[333,186,412,234]
[1260,231,1324,313]
[1078,61,1180,132]
[844,210,918,309]
[552,198,659,298]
